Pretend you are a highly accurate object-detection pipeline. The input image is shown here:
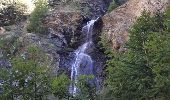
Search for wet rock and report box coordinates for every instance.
[102,0,170,50]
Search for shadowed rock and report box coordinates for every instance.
[0,60,11,69]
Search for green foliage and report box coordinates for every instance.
[165,6,170,32]
[145,32,170,99]
[0,45,70,99]
[0,37,22,59]
[98,32,113,56]
[51,74,70,99]
[72,75,96,100]
[108,0,118,13]
[27,0,49,34]
[0,46,50,99]
[105,11,170,100]
[0,1,27,26]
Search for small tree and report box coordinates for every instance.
[0,45,71,99]
[71,75,96,100]
[0,37,22,59]
[165,6,170,32]
[0,45,51,99]
[107,0,118,13]
[106,11,170,99]
[51,74,70,99]
[27,0,49,34]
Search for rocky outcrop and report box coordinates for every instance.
[102,0,170,50]
[44,10,84,48]
[49,0,112,18]
[44,0,113,49]
[0,22,62,75]
[20,33,61,74]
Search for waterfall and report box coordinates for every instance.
[69,18,98,96]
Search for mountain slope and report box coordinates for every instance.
[102,0,170,50]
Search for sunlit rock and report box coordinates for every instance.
[102,0,170,50]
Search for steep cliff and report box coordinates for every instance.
[44,0,113,49]
[102,0,170,50]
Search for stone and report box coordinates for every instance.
[44,9,84,48]
[102,0,170,50]
[0,27,5,35]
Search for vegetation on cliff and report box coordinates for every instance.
[27,0,49,34]
[108,0,118,13]
[1,0,170,99]
[104,8,170,99]
[0,45,69,99]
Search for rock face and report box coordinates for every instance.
[49,0,112,18]
[102,0,170,50]
[0,22,62,75]
[44,0,113,49]
[44,10,83,48]
[20,33,61,74]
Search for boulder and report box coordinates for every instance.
[102,0,170,50]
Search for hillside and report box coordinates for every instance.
[102,0,170,50]
[0,0,170,99]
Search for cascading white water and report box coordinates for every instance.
[69,18,98,96]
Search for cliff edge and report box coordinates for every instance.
[102,0,170,50]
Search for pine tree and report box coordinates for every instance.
[106,11,170,100]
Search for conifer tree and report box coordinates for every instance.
[106,11,170,99]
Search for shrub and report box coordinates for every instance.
[51,74,70,99]
[27,0,49,34]
[0,36,22,59]
[165,6,170,32]
[0,45,71,99]
[107,0,118,13]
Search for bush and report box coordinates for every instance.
[107,0,118,13]
[0,45,71,99]
[0,36,22,59]
[27,0,49,34]
[0,1,27,26]
[165,6,170,32]
[51,74,70,99]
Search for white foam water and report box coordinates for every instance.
[69,18,98,96]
